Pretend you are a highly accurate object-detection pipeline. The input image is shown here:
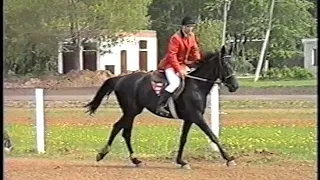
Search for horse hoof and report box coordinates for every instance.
[181,164,192,170]
[157,110,169,117]
[227,160,237,166]
[96,153,105,162]
[4,146,13,153]
[131,157,142,166]
[135,163,142,168]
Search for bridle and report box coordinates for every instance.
[185,54,234,84]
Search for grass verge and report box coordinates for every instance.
[238,79,316,88]
[6,124,316,162]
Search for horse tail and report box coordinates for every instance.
[84,76,122,115]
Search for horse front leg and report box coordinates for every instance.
[176,121,193,169]
[194,117,236,166]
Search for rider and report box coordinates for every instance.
[156,16,201,115]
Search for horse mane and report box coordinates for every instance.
[202,51,219,62]
[190,50,220,73]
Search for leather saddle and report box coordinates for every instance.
[150,70,185,100]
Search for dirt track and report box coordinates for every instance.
[3,87,317,102]
[4,157,316,180]
[3,86,317,96]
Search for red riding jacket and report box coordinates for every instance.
[158,30,201,73]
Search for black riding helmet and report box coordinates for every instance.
[181,16,196,26]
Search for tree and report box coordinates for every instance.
[195,19,223,52]
[148,0,209,59]
[268,0,316,65]
[4,0,70,75]
[204,0,317,69]
[4,0,151,76]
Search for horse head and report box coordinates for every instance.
[190,45,239,93]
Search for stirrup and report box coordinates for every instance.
[156,106,170,116]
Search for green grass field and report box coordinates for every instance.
[238,78,316,88]
[6,124,316,162]
[220,100,316,109]
[4,102,316,163]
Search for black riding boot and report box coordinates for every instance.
[156,90,172,116]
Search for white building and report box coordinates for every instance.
[58,30,158,75]
[301,38,317,74]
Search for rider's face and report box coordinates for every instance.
[182,24,195,35]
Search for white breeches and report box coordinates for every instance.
[164,68,181,93]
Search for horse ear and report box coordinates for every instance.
[221,45,226,56]
[226,33,231,46]
[242,34,247,45]
[233,34,238,53]
[228,44,233,55]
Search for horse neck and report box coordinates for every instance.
[189,59,219,96]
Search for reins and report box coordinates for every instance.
[185,54,234,84]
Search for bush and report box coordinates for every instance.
[234,57,255,74]
[262,66,315,80]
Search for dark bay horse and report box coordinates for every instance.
[85,45,239,168]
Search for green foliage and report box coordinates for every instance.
[149,0,316,74]
[196,19,223,52]
[4,0,317,77]
[268,0,317,62]
[205,0,317,66]
[4,0,66,75]
[233,57,255,74]
[4,0,151,76]
[262,66,315,80]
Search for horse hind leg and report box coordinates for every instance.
[121,116,142,166]
[96,107,143,164]
[96,116,127,162]
[98,87,144,164]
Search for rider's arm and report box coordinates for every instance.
[167,36,182,73]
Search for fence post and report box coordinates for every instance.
[35,88,45,153]
[210,83,220,151]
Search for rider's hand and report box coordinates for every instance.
[179,70,186,79]
[185,60,193,65]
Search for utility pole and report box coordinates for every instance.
[222,0,230,46]
[254,0,276,82]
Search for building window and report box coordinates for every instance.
[139,40,147,49]
[312,48,317,66]
[105,65,115,74]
